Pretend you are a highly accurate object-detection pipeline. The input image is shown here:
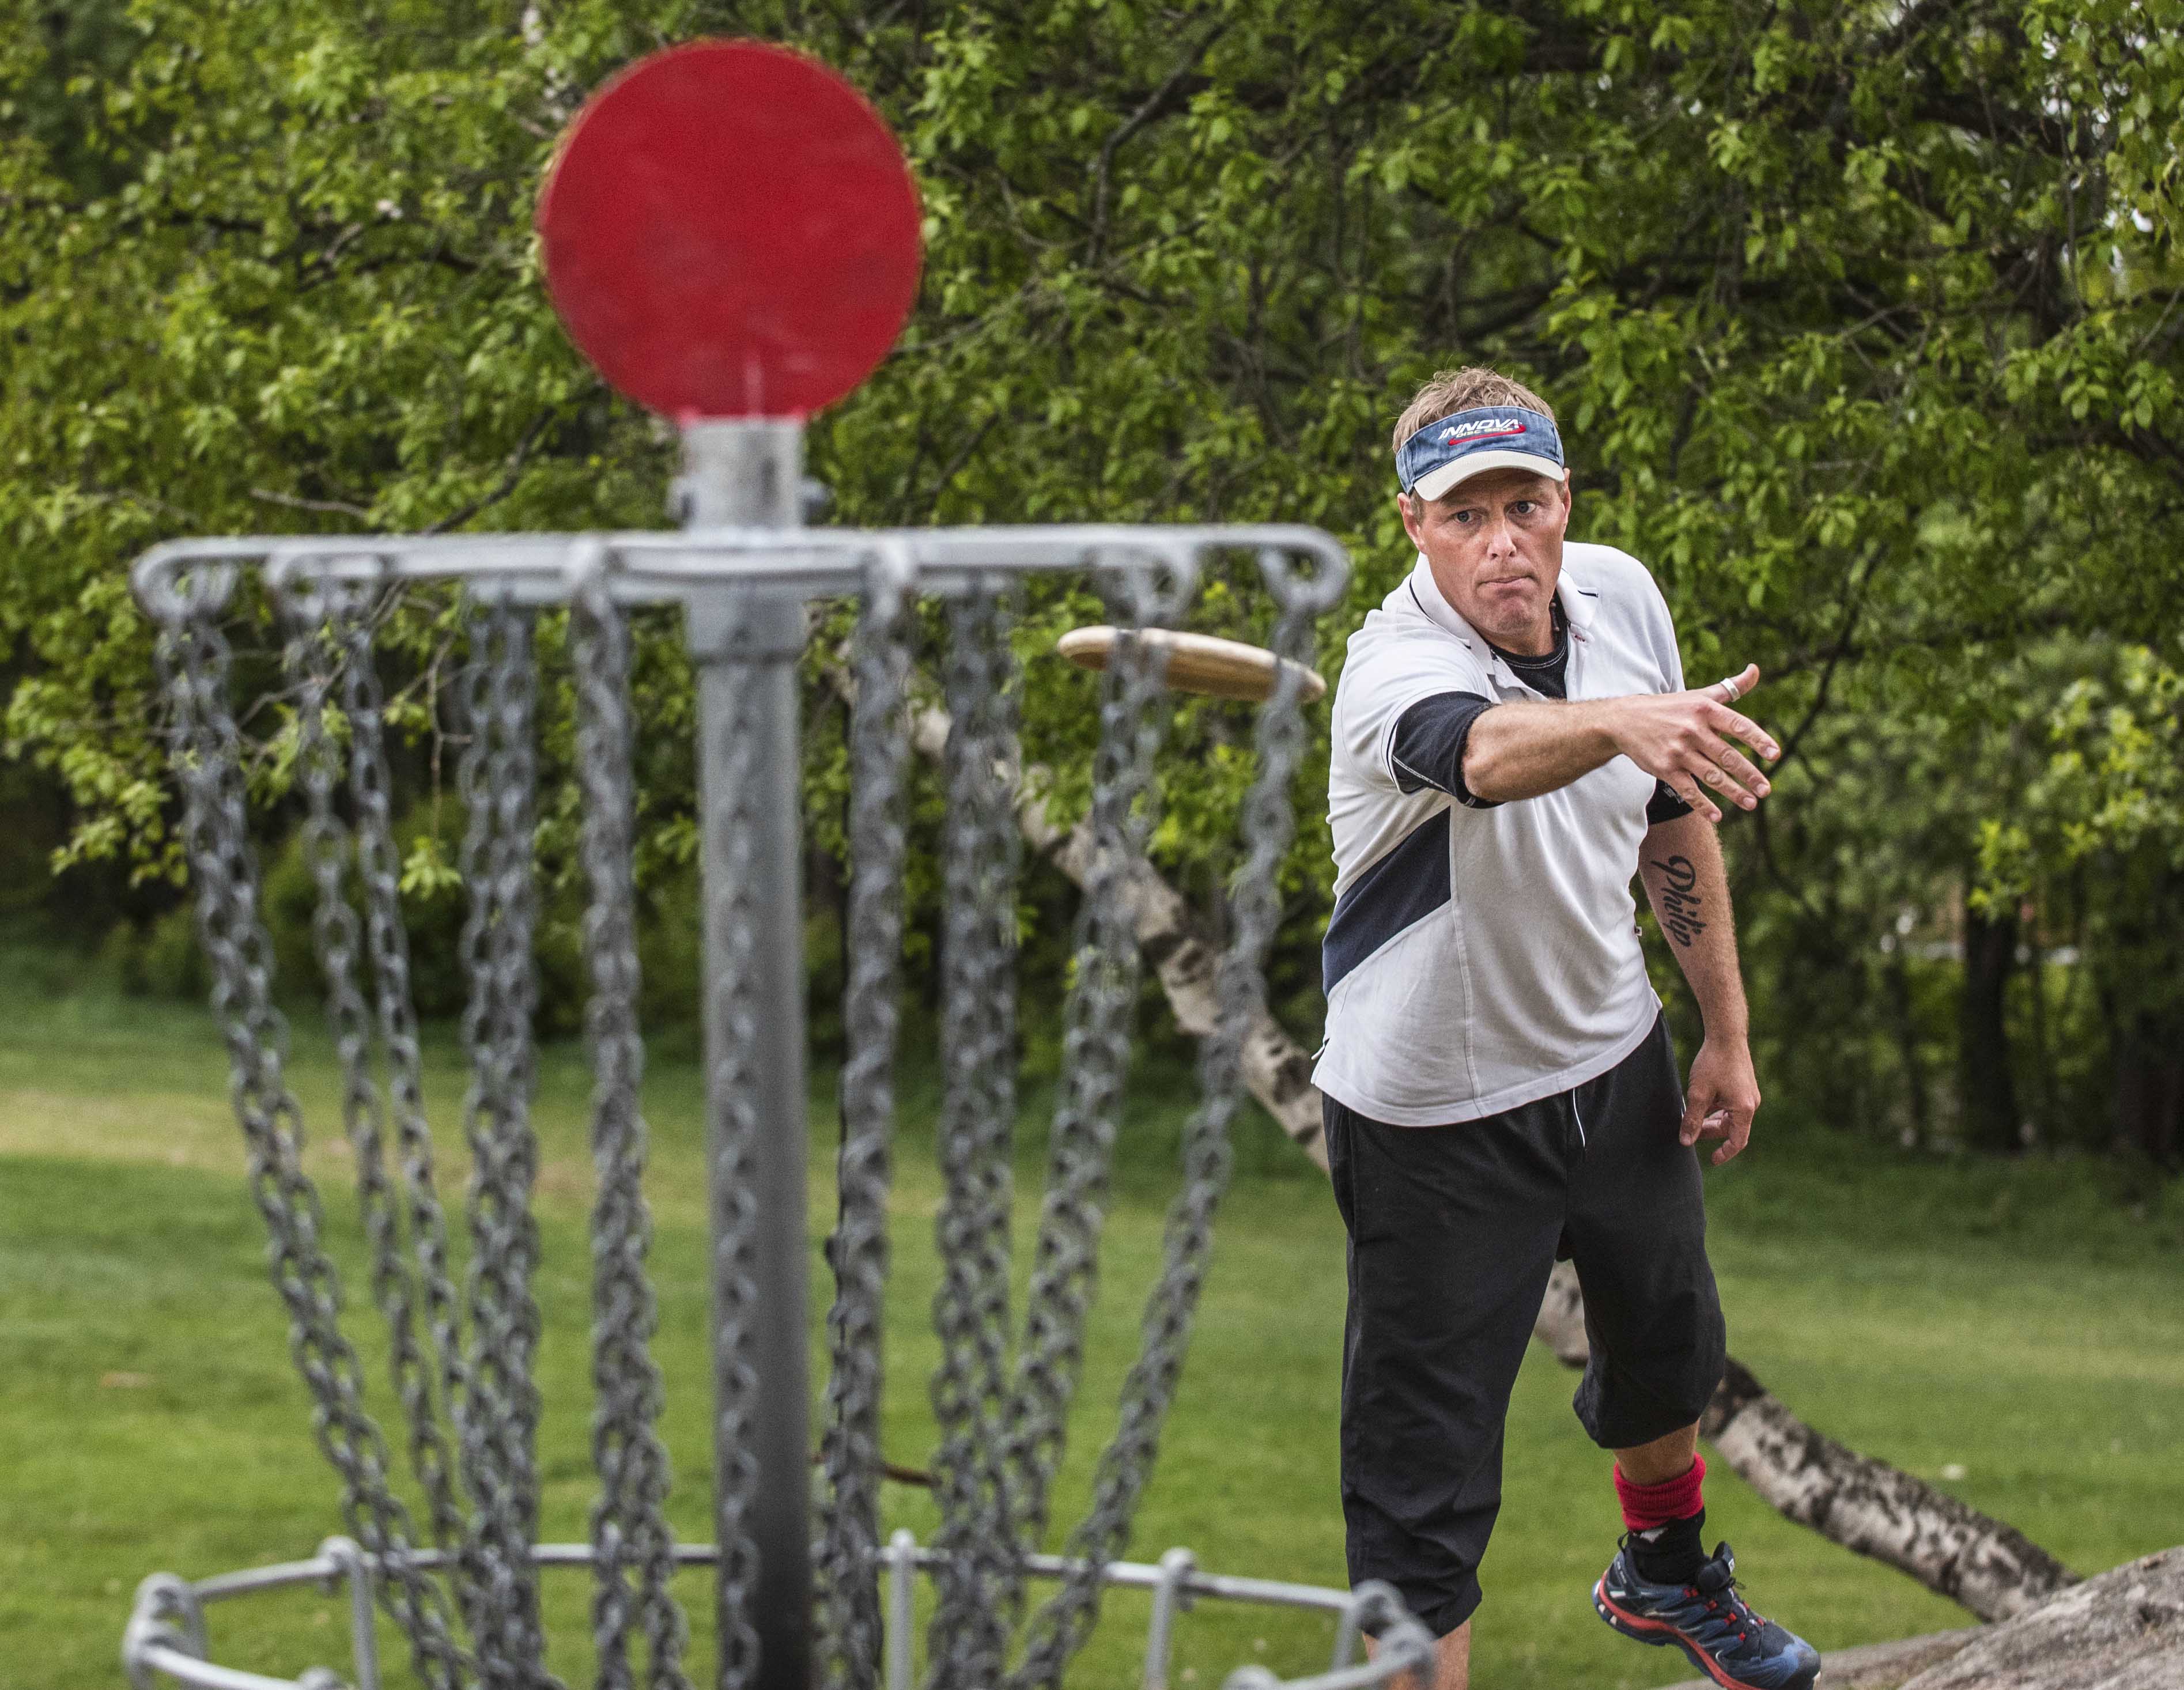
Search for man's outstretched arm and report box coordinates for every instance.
[1461,663,1779,819]
[1638,811,1760,1165]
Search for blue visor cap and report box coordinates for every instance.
[1397,406,1565,501]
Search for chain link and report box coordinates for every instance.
[1009,563,1320,1690]
[281,585,475,1589]
[570,574,693,1690]
[815,556,915,1690]
[996,565,1175,1615]
[702,603,766,1690]
[152,582,471,1690]
[923,584,1026,1690]
[331,589,491,1642]
[456,596,560,1690]
[145,534,1361,1690]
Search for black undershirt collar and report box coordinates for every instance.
[1484,599,1569,699]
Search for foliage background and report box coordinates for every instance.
[4,0,2183,1164]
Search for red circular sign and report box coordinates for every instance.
[537,40,923,420]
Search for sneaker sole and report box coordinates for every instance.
[1593,1578,1818,1690]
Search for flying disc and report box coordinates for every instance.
[1057,626,1328,704]
[536,39,923,419]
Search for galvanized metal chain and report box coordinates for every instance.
[280,583,475,1586]
[815,553,916,1690]
[456,595,560,1690]
[138,518,1359,1690]
[150,574,471,1690]
[924,583,1026,1690]
[997,560,1178,1593]
[702,603,767,1690]
[569,566,693,1690]
[1010,557,1327,1690]
[332,587,490,1638]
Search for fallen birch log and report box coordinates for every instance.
[1701,1357,2075,1621]
[1537,1264,2073,1620]
[858,672,2076,1621]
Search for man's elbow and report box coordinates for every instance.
[1460,731,1525,804]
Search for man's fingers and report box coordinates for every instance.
[1717,746,1770,797]
[1672,774,1722,825]
[1680,1087,1714,1145]
[1711,1111,1755,1166]
[1702,702,1782,762]
[1691,743,1771,809]
[1684,743,1768,811]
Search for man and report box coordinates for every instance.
[1316,366,1821,1690]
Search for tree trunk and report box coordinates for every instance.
[2113,1035,2184,1170]
[1887,947,1932,1148]
[1959,901,2021,1152]
[1536,1264,2074,1621]
[861,674,2075,1619]
[1702,1359,2075,1623]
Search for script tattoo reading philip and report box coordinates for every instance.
[1649,853,1708,948]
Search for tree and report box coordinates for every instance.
[5,5,2182,1113]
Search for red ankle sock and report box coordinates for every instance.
[1614,1453,1705,1532]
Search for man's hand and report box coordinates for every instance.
[1612,664,1781,823]
[1680,1036,1762,1165]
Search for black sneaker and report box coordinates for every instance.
[1593,1538,1820,1690]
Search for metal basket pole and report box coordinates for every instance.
[679,418,813,1690]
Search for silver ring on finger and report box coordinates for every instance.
[1721,677,1741,704]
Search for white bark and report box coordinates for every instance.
[1537,1266,2075,1623]
[1701,1358,2076,1623]
[1532,1259,1590,1367]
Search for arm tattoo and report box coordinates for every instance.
[1648,853,1708,947]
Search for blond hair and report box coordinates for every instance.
[1390,367,1556,459]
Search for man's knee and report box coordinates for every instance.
[1571,1279,1726,1447]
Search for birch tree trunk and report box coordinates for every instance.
[864,676,2075,1620]
[1534,1264,2072,1619]
[1701,1358,2075,1621]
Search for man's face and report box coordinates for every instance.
[1399,466,1571,652]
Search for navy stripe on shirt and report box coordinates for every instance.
[1323,810,1452,994]
[1390,692,1500,808]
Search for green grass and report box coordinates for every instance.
[2,942,2181,1690]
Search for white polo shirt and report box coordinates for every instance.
[1312,543,1687,1125]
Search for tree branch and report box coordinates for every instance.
[422,411,554,535]
[248,487,375,520]
[1087,25,1231,264]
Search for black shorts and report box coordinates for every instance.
[1324,1014,1726,1638]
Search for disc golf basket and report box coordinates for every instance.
[118,39,1434,1690]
